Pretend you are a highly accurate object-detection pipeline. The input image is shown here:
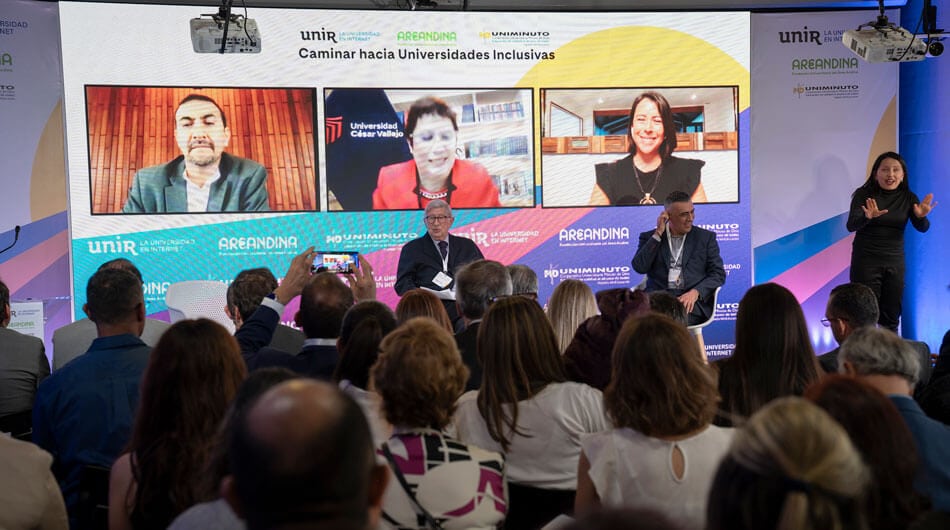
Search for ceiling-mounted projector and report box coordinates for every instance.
[842,26,927,62]
[190,0,260,54]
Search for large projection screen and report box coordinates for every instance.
[60,3,750,355]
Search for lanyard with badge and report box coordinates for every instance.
[667,224,686,289]
[432,240,452,289]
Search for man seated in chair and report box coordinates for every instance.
[632,191,725,325]
[226,267,305,354]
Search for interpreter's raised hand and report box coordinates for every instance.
[861,198,888,219]
[345,254,377,301]
[913,193,937,218]
[655,210,669,237]
[274,247,316,304]
[678,289,700,315]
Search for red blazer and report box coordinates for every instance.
[372,159,502,210]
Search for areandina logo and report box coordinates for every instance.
[326,116,343,143]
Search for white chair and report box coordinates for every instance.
[687,286,722,360]
[165,280,235,333]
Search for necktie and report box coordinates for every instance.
[438,240,448,260]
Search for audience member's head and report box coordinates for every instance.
[839,326,920,392]
[203,367,299,499]
[97,257,145,282]
[825,283,879,345]
[454,259,512,321]
[565,508,683,530]
[648,291,688,327]
[372,317,468,430]
[226,267,278,326]
[717,283,820,425]
[477,296,566,451]
[546,279,598,353]
[395,288,453,333]
[126,318,247,526]
[296,272,356,339]
[226,379,387,530]
[507,264,539,302]
[83,268,145,335]
[562,287,650,389]
[707,397,869,530]
[606,314,718,437]
[805,375,929,529]
[333,300,397,389]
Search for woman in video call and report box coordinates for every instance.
[373,96,502,210]
[590,91,707,206]
[847,151,935,332]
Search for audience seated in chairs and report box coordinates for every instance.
[453,296,608,529]
[507,264,540,303]
[575,314,733,529]
[546,279,599,354]
[453,259,513,391]
[334,300,398,447]
[563,287,650,390]
[221,379,389,530]
[168,367,299,530]
[0,278,48,428]
[108,318,247,530]
[713,283,821,427]
[395,288,454,333]
[706,397,869,530]
[647,291,688,327]
[33,268,152,527]
[805,375,930,529]
[373,317,507,529]
[838,326,950,512]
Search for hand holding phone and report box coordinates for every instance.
[656,211,669,236]
[312,251,360,274]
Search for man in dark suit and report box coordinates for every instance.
[454,260,512,391]
[122,94,269,213]
[632,191,725,325]
[839,326,950,511]
[0,279,48,418]
[395,199,484,327]
[817,282,880,373]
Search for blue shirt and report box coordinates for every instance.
[32,334,151,525]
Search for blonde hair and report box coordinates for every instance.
[546,279,598,352]
[709,397,869,530]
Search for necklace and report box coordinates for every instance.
[417,188,448,200]
[632,161,662,205]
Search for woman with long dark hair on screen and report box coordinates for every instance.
[373,96,502,210]
[590,91,706,206]
[847,151,935,332]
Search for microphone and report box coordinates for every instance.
[0,225,20,255]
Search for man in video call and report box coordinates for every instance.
[632,190,725,325]
[122,94,270,213]
[395,199,484,328]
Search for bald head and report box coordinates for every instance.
[228,379,383,530]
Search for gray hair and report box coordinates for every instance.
[839,327,919,386]
[507,264,538,296]
[455,260,512,320]
[424,199,453,218]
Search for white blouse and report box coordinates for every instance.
[581,425,734,529]
[451,382,608,490]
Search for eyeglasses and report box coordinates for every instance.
[820,317,848,327]
[425,215,453,224]
[411,129,457,145]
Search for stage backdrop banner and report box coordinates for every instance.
[0,0,70,362]
[59,3,750,356]
[750,11,899,354]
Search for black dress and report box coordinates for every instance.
[595,154,704,205]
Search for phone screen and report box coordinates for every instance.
[313,251,359,274]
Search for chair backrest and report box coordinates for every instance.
[0,409,33,441]
[687,285,722,332]
[77,464,111,530]
[165,280,235,333]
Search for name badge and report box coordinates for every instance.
[432,271,453,289]
[668,267,683,289]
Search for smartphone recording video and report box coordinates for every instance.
[313,251,360,274]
